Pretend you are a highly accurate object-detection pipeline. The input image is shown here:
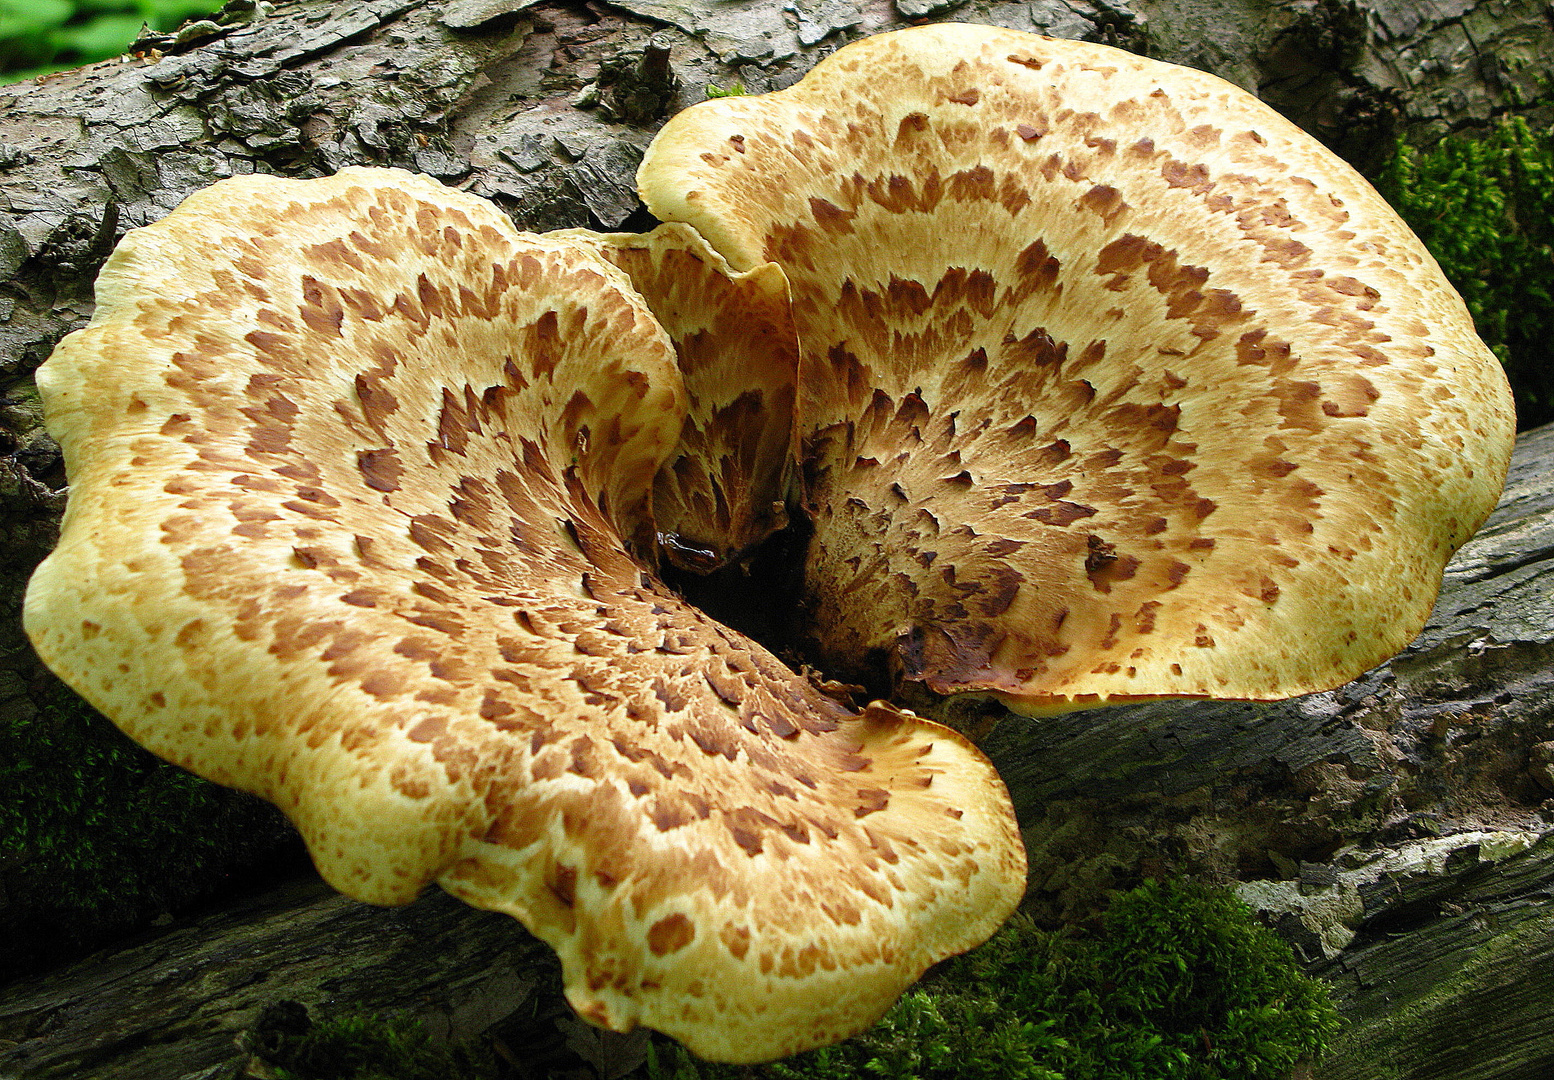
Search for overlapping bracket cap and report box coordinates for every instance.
[557,222,801,573]
[23,167,1025,1062]
[638,23,1516,714]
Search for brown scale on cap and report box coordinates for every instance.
[23,169,1023,1063]
[558,223,801,573]
[23,23,1517,1065]
[638,24,1515,713]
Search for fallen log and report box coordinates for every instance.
[3,1,1552,1076]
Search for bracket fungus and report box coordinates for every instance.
[24,23,1512,1066]
[638,23,1514,713]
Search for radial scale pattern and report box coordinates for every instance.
[24,23,1514,1068]
[23,170,1024,1063]
[559,223,801,573]
[639,23,1514,714]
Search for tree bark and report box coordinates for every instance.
[2,1,1552,1078]
[0,872,562,1080]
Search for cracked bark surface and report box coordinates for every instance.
[1,1,1551,1078]
[1141,0,1554,172]
[0,873,562,1080]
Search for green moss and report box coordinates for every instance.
[0,681,299,974]
[705,876,1336,1080]
[262,881,1336,1080]
[266,1014,499,1080]
[646,880,1338,1080]
[1377,116,1554,430]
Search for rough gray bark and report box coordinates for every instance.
[0,873,560,1080]
[2,1,1552,1078]
[1139,0,1554,171]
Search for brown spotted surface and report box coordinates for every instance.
[22,168,1024,1063]
[638,24,1516,713]
[559,223,800,572]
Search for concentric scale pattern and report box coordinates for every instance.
[24,23,1513,1067]
[639,24,1513,713]
[24,170,1023,1062]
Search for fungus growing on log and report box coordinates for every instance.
[23,23,1512,1066]
[22,168,1023,1063]
[638,23,1515,713]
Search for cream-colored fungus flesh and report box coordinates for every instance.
[24,168,1024,1063]
[639,23,1514,714]
[24,22,1514,1068]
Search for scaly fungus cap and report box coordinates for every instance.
[557,222,801,572]
[23,167,1024,1063]
[638,23,1515,714]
